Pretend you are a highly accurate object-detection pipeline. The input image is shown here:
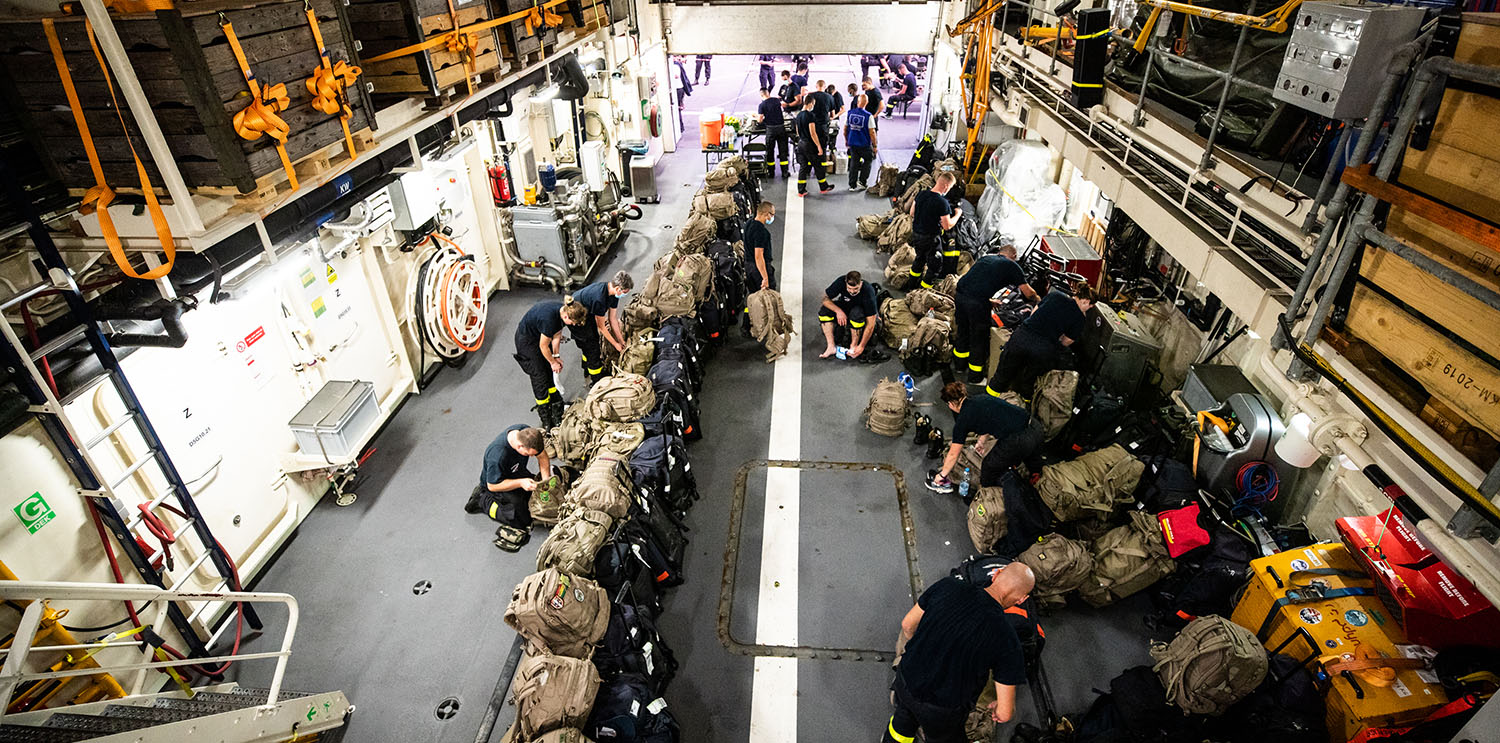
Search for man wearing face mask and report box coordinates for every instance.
[569,271,633,384]
[741,201,777,335]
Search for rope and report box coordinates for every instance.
[445,0,476,95]
[43,18,176,281]
[221,14,299,190]
[361,0,570,66]
[303,3,360,160]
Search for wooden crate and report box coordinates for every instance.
[557,0,610,35]
[350,0,505,98]
[0,0,374,195]
[493,0,558,65]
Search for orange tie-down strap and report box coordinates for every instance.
[362,0,570,65]
[43,18,175,280]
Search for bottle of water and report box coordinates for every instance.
[958,467,971,500]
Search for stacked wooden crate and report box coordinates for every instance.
[557,0,611,36]
[492,0,558,67]
[1338,13,1500,469]
[0,0,373,196]
[350,0,505,97]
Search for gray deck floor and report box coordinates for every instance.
[231,55,1155,742]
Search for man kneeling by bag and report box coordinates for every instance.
[927,382,1042,498]
[466,424,551,551]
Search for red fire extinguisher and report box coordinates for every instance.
[487,161,514,206]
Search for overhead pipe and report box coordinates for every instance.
[95,298,193,348]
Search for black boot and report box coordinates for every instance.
[913,414,931,446]
[924,429,947,459]
[542,400,565,430]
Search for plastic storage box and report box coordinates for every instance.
[288,380,380,461]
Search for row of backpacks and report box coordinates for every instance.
[498,157,770,743]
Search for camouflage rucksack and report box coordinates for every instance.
[1035,444,1145,523]
[1078,510,1176,607]
[877,212,913,254]
[582,374,656,423]
[510,652,602,739]
[747,288,795,362]
[529,471,572,527]
[905,288,955,320]
[877,296,918,349]
[863,378,910,437]
[1016,533,1094,607]
[869,164,901,197]
[617,328,658,376]
[586,420,646,459]
[536,507,614,577]
[900,315,951,376]
[566,456,635,519]
[504,569,610,658]
[856,212,889,240]
[703,165,739,192]
[884,242,917,288]
[1030,370,1078,442]
[530,729,595,743]
[547,401,596,465]
[966,485,1007,553]
[692,189,737,219]
[896,174,935,213]
[1150,615,1268,716]
[674,213,715,253]
[623,291,660,336]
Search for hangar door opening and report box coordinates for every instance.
[661,1,943,55]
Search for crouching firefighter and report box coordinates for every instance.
[465,425,551,551]
[514,297,588,428]
[883,562,1036,743]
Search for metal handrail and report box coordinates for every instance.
[0,581,299,724]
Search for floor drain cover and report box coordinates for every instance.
[412,580,432,595]
[435,697,460,720]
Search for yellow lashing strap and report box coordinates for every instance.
[222,16,299,190]
[444,0,477,95]
[524,0,563,36]
[362,0,569,66]
[303,3,360,160]
[43,18,175,281]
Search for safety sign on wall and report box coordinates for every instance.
[12,492,55,534]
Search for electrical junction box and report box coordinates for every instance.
[1274,2,1424,118]
[580,140,609,192]
[388,170,439,231]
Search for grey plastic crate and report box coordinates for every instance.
[288,380,380,461]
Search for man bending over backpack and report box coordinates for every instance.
[882,562,1035,743]
[465,424,552,551]
[928,382,1041,497]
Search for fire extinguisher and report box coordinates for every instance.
[487,161,514,206]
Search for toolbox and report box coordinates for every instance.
[1229,543,1449,742]
[1336,511,1500,650]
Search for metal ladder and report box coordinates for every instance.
[0,186,261,665]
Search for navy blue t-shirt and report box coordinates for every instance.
[515,300,564,350]
[758,96,785,127]
[481,424,533,485]
[743,219,773,266]
[957,256,1027,299]
[791,73,808,91]
[825,278,877,315]
[863,86,883,114]
[952,395,1030,443]
[808,90,834,125]
[1022,290,1086,345]
[913,190,951,236]
[794,109,821,144]
[571,281,615,319]
[899,577,1028,705]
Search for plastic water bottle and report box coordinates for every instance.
[958,467,971,500]
[898,371,916,400]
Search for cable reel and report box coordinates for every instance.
[411,234,486,362]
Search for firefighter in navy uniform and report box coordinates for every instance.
[908,172,961,288]
[818,270,882,360]
[882,562,1036,743]
[756,88,791,178]
[570,271,633,385]
[513,298,588,428]
[952,245,1038,384]
[807,80,836,170]
[741,201,777,335]
[988,286,1094,398]
[465,424,551,551]
[928,382,1042,496]
[757,54,776,92]
[794,98,833,196]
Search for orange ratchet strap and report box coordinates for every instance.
[302,1,361,159]
[43,18,176,280]
[361,0,567,67]
[221,13,299,190]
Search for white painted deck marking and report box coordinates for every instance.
[748,183,805,743]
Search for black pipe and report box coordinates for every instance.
[97,298,193,348]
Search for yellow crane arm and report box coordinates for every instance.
[1132,0,1304,53]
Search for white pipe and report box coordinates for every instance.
[78,0,203,234]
